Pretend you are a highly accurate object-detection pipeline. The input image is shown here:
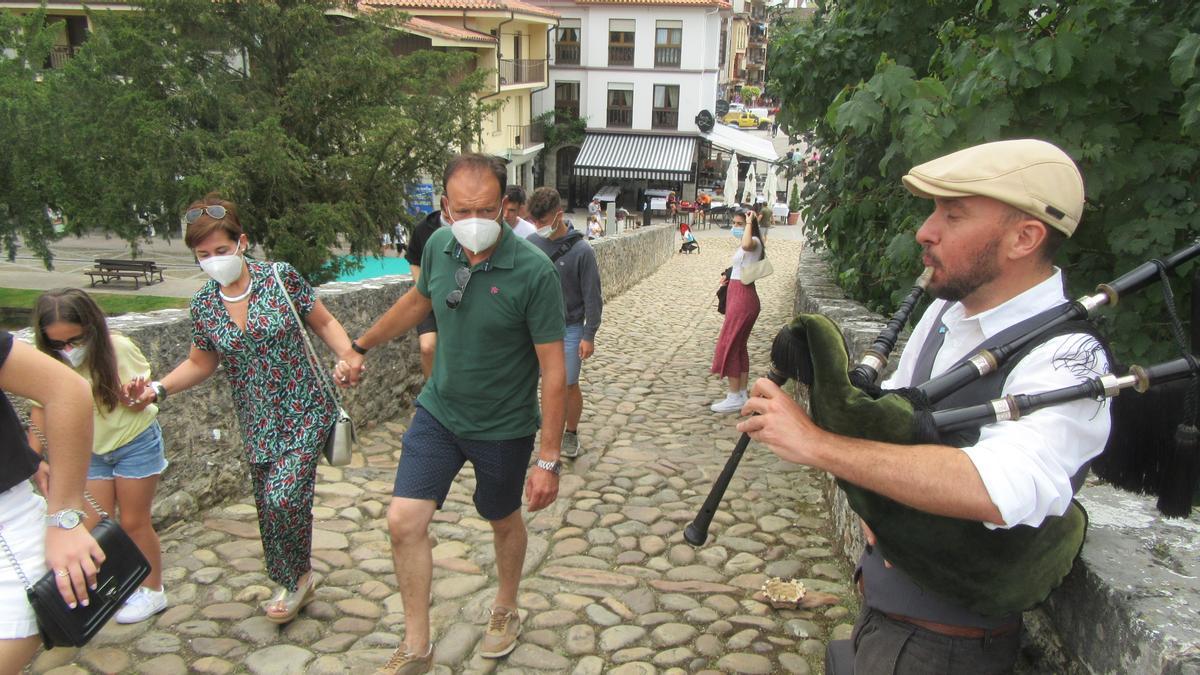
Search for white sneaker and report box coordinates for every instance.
[710,392,746,414]
[115,586,168,624]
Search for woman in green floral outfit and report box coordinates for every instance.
[130,195,358,624]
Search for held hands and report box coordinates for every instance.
[334,351,366,388]
[124,377,156,407]
[45,526,105,609]
[525,464,559,512]
[579,339,594,361]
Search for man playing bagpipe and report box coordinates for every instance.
[737,139,1112,674]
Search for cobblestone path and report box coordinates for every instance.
[29,231,856,675]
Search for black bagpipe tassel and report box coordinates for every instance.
[1156,424,1199,518]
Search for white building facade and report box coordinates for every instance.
[532,0,745,209]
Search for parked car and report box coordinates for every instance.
[721,103,746,124]
[729,112,761,129]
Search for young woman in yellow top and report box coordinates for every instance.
[30,288,168,624]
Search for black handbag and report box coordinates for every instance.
[0,493,150,648]
[3,410,151,648]
[716,266,732,315]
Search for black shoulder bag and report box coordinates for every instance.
[716,267,732,314]
[1,410,150,648]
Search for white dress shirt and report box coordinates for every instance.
[882,269,1111,529]
[511,217,537,240]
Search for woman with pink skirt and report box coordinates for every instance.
[711,209,764,413]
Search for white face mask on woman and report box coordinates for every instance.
[59,346,87,369]
[449,214,502,253]
[199,243,245,286]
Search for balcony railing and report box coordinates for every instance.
[654,46,681,68]
[555,43,580,65]
[47,45,77,69]
[498,58,546,85]
[651,108,678,130]
[607,107,632,128]
[608,44,634,67]
[555,101,580,120]
[508,121,545,151]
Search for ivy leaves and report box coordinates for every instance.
[771,0,1200,362]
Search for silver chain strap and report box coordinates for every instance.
[0,523,34,590]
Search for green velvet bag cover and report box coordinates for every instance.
[794,313,1087,617]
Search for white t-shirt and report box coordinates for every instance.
[511,217,537,239]
[729,237,763,281]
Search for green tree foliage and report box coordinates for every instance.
[532,109,586,186]
[0,0,488,281]
[770,0,1200,362]
[0,10,63,268]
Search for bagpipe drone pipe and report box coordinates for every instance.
[685,240,1200,618]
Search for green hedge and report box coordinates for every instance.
[771,0,1200,363]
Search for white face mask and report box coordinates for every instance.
[450,216,502,253]
[199,244,245,286]
[535,214,560,239]
[59,346,87,369]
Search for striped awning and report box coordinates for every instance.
[573,133,697,181]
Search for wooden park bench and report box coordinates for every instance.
[84,258,165,290]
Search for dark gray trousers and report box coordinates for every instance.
[831,607,1021,675]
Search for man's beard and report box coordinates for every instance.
[927,238,1002,302]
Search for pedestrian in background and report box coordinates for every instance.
[527,187,603,459]
[711,208,764,413]
[129,195,358,624]
[30,288,168,624]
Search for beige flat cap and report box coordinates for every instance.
[902,139,1084,236]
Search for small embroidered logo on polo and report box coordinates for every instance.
[490,286,499,294]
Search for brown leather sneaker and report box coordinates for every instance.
[374,643,433,675]
[478,606,522,658]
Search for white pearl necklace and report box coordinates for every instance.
[219,279,253,303]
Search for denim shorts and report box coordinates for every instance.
[564,323,584,386]
[88,421,168,480]
[393,406,534,521]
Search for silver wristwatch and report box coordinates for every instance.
[150,381,167,402]
[535,458,561,475]
[46,508,86,530]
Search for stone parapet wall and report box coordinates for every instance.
[591,223,676,301]
[15,224,676,525]
[791,246,1200,674]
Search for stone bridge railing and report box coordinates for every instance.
[792,246,1200,675]
[16,223,676,526]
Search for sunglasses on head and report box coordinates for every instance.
[45,334,85,351]
[445,266,473,310]
[185,205,227,224]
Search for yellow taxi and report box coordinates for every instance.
[730,112,762,129]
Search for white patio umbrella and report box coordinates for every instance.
[723,153,740,207]
[764,164,779,207]
[742,161,758,205]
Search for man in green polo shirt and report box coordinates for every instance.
[338,153,566,675]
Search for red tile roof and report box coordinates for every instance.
[399,16,497,42]
[575,0,730,7]
[361,0,559,19]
